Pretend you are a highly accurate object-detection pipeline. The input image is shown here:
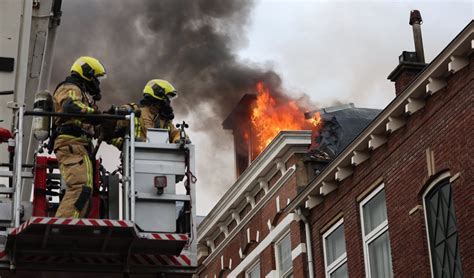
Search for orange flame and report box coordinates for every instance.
[243,131,249,141]
[310,111,322,127]
[250,82,319,154]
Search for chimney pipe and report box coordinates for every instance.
[388,10,427,95]
[409,10,425,63]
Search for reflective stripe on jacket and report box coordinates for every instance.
[53,83,96,137]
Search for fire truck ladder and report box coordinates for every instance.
[0,108,197,274]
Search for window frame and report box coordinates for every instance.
[359,184,392,278]
[274,231,293,278]
[245,259,261,278]
[322,218,347,278]
[422,172,463,278]
[423,173,449,278]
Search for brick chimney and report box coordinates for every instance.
[388,10,428,95]
[222,94,257,178]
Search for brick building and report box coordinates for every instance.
[196,19,473,278]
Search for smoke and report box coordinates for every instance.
[52,0,302,214]
[52,0,289,120]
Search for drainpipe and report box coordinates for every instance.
[296,207,314,278]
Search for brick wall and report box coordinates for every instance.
[308,55,473,278]
[198,155,306,277]
[394,68,421,95]
[197,52,472,278]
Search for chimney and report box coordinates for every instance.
[388,10,428,95]
[223,94,257,178]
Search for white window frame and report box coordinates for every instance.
[275,231,293,278]
[245,259,261,278]
[322,218,347,278]
[422,172,451,278]
[359,184,391,278]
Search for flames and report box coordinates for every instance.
[310,111,322,127]
[250,81,322,154]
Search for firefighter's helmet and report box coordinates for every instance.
[143,79,177,101]
[70,56,107,82]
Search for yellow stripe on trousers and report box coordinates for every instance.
[84,154,93,188]
[72,155,92,219]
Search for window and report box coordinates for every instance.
[360,185,393,278]
[275,232,293,278]
[246,261,260,278]
[323,218,348,278]
[423,175,463,278]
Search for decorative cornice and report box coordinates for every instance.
[198,131,311,239]
[199,164,297,268]
[287,21,474,213]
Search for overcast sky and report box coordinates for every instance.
[0,1,470,217]
[186,0,472,215]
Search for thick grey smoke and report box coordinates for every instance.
[51,0,287,121]
[51,0,300,214]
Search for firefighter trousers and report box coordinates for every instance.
[54,136,93,218]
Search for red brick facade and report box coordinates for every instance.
[197,23,473,278]
[197,137,314,277]
[307,54,473,278]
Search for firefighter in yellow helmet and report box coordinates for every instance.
[52,56,106,218]
[105,79,184,149]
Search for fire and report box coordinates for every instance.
[250,81,321,153]
[310,111,322,127]
[243,131,249,141]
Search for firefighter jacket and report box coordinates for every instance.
[53,83,98,139]
[52,82,97,218]
[106,103,180,149]
[140,104,180,143]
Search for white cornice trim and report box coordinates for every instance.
[199,164,297,268]
[227,213,296,278]
[287,21,473,212]
[291,243,307,260]
[198,131,311,238]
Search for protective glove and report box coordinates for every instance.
[159,102,174,120]
[106,105,142,117]
[84,109,103,125]
[101,118,118,141]
[91,103,100,113]
[104,105,117,115]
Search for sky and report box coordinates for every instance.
[240,0,472,109]
[188,0,472,214]
[1,0,471,216]
[106,0,472,215]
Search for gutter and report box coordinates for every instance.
[285,21,473,214]
[296,207,314,278]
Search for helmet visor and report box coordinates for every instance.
[97,74,107,80]
[167,91,178,100]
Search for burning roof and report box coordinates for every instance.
[306,103,381,160]
[223,82,320,177]
[223,81,380,178]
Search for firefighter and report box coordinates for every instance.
[52,56,106,218]
[105,79,184,149]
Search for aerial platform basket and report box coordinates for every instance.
[2,217,192,272]
[0,110,197,274]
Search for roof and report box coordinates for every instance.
[197,130,311,242]
[197,20,473,270]
[197,103,379,266]
[287,20,474,213]
[309,104,381,156]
